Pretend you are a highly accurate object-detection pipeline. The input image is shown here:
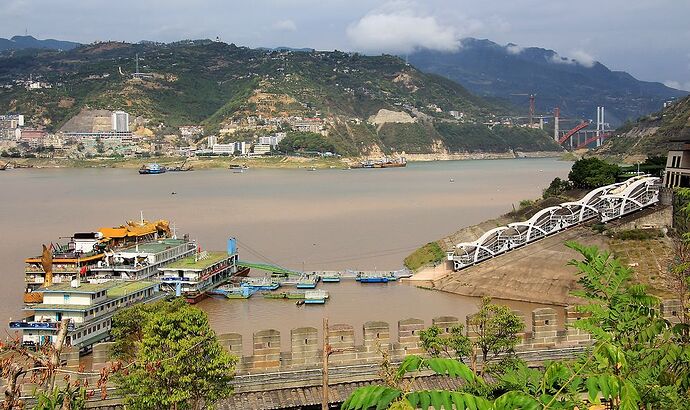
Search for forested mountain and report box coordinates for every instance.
[409,38,687,127]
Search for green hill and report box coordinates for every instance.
[597,95,690,162]
[0,41,561,156]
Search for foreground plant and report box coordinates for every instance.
[112,299,237,410]
[342,242,690,409]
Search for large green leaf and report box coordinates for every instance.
[342,386,402,410]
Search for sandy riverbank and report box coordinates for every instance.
[1,151,569,170]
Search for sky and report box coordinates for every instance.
[2,0,690,90]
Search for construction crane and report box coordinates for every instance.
[511,93,537,125]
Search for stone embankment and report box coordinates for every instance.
[400,151,564,162]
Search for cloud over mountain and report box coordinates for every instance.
[346,3,463,54]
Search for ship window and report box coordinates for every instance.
[64,294,70,302]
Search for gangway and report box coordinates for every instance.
[237,260,302,276]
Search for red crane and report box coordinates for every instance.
[511,93,537,125]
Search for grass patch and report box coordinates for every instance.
[404,241,445,271]
[613,229,664,241]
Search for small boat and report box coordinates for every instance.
[307,167,317,172]
[304,290,329,304]
[139,163,166,174]
[263,291,307,299]
[185,292,208,304]
[296,275,320,289]
[449,178,455,183]
[229,164,249,170]
[321,273,341,283]
[209,285,254,299]
[356,272,395,283]
[241,277,281,291]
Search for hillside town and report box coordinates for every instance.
[0,108,334,159]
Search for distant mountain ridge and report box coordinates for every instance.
[408,38,687,126]
[0,35,81,51]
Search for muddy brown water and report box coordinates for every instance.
[0,159,571,352]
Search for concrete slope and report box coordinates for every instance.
[432,205,673,306]
[433,226,603,306]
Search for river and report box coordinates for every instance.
[0,158,571,352]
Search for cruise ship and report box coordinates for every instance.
[158,238,240,304]
[10,279,164,351]
[23,219,172,303]
[90,238,197,281]
[12,221,247,351]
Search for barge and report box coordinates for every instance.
[139,163,166,174]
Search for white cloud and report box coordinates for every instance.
[549,52,574,65]
[272,19,297,32]
[346,4,463,54]
[664,80,690,91]
[548,50,597,68]
[505,44,523,55]
[570,49,596,67]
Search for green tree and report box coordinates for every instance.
[568,157,620,189]
[419,298,523,377]
[419,325,471,362]
[112,299,236,410]
[542,177,572,199]
[467,297,524,376]
[277,131,336,154]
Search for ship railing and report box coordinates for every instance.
[9,320,76,331]
[160,276,192,282]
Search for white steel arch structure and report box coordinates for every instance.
[447,176,661,271]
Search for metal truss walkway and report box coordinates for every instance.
[447,176,661,271]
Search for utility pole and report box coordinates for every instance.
[322,318,330,410]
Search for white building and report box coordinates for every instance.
[0,114,24,128]
[664,143,690,188]
[207,135,218,148]
[252,143,271,156]
[212,143,235,155]
[111,111,129,133]
[258,132,286,148]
